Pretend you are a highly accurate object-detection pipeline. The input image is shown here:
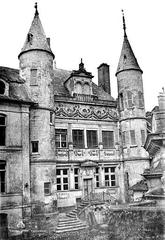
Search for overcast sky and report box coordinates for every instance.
[0,0,165,111]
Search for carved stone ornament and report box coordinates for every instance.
[54,103,118,121]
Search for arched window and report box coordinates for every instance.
[0,115,6,146]
[75,82,82,94]
[127,91,134,108]
[138,91,144,108]
[0,81,5,95]
[83,83,90,95]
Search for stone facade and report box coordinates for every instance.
[0,4,154,228]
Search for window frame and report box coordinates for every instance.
[44,182,51,195]
[30,68,38,86]
[104,167,116,187]
[95,167,100,188]
[86,130,98,148]
[0,114,6,146]
[56,169,69,191]
[74,168,79,190]
[141,129,146,146]
[0,161,6,193]
[0,80,5,95]
[72,129,84,148]
[102,131,114,149]
[130,130,136,145]
[126,91,134,108]
[55,129,67,148]
[31,141,39,153]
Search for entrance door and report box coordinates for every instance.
[84,179,93,200]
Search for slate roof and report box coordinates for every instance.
[0,66,115,104]
[0,66,32,103]
[52,68,115,101]
[18,11,54,59]
[130,180,148,191]
[116,35,142,75]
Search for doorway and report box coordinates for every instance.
[83,179,93,200]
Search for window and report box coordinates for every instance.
[122,131,127,146]
[127,91,134,108]
[95,167,99,188]
[83,83,90,95]
[55,129,67,148]
[138,91,144,108]
[0,115,6,146]
[119,92,124,110]
[27,33,33,44]
[75,82,82,94]
[0,81,5,95]
[56,169,69,191]
[102,131,114,149]
[141,130,146,145]
[31,141,38,153]
[130,130,136,145]
[74,168,79,190]
[50,112,53,124]
[0,161,6,193]
[30,69,38,86]
[72,130,84,148]
[87,130,98,148]
[44,182,51,195]
[104,167,116,187]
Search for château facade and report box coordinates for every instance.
[0,4,153,227]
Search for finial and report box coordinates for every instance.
[162,87,164,92]
[79,58,85,71]
[122,9,127,37]
[34,2,39,16]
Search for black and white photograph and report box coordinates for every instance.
[0,0,165,239]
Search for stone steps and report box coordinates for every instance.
[56,216,88,234]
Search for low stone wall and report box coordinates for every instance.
[107,206,165,240]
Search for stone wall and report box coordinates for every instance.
[107,206,165,239]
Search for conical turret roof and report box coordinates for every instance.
[116,11,142,76]
[18,3,54,59]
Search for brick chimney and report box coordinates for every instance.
[98,63,111,94]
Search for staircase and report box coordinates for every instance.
[55,216,87,234]
[55,200,89,234]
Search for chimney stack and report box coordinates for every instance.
[98,63,111,95]
[47,38,50,47]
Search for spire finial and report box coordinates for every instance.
[79,58,85,71]
[34,2,39,16]
[122,9,127,37]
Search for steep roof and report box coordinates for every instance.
[0,66,33,103]
[130,180,148,192]
[18,5,54,59]
[52,68,114,101]
[116,35,142,75]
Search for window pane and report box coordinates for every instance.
[111,175,115,180]
[111,167,115,173]
[55,129,67,148]
[63,184,68,190]
[74,168,78,175]
[32,141,38,153]
[63,169,67,175]
[105,168,109,173]
[105,175,109,181]
[57,178,61,184]
[111,181,116,186]
[73,130,84,148]
[87,130,97,148]
[56,169,61,175]
[57,185,61,191]
[0,127,5,146]
[0,81,5,95]
[75,184,78,189]
[63,178,68,183]
[75,177,78,182]
[141,130,145,145]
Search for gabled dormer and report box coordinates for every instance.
[64,59,94,98]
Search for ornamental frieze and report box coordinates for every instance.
[54,103,118,121]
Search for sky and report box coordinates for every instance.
[0,0,165,111]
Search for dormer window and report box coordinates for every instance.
[27,33,33,44]
[0,81,5,95]
[75,82,82,94]
[83,83,90,95]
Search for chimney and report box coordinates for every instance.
[156,89,165,133]
[98,63,111,94]
[47,38,50,47]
